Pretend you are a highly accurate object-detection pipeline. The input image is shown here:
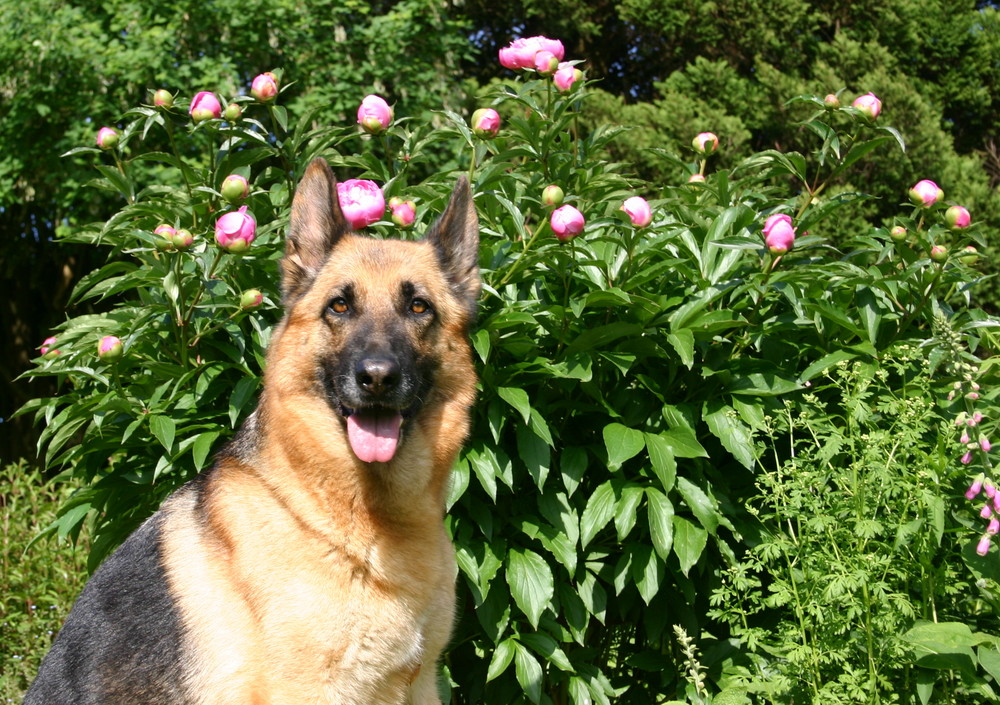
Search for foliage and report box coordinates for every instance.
[17,52,1000,705]
[0,462,88,704]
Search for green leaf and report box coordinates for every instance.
[614,484,644,540]
[603,423,645,470]
[498,386,531,424]
[520,632,574,671]
[902,621,978,675]
[191,431,220,471]
[506,548,554,629]
[666,329,695,368]
[703,400,755,470]
[631,544,662,605]
[517,424,550,489]
[644,432,676,492]
[486,638,517,681]
[676,477,719,534]
[149,415,176,452]
[513,641,544,704]
[580,480,616,548]
[645,488,675,560]
[228,376,259,427]
[978,645,1000,684]
[672,515,708,576]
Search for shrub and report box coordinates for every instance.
[18,46,1000,703]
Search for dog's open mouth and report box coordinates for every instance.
[341,406,410,463]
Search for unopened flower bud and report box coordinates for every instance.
[97,335,123,362]
[982,437,992,453]
[172,229,194,251]
[542,184,564,207]
[823,94,840,109]
[153,89,174,108]
[224,103,243,122]
[153,224,177,251]
[221,174,250,203]
[39,336,59,359]
[930,245,948,262]
[959,246,979,265]
[967,476,984,500]
[553,62,583,92]
[692,132,719,155]
[763,213,796,254]
[978,535,992,556]
[390,199,416,228]
[251,72,279,102]
[215,207,257,253]
[534,50,559,75]
[946,205,971,229]
[240,289,264,309]
[471,108,501,138]
[982,504,994,519]
[889,225,906,241]
[189,91,222,122]
[989,518,1000,536]
[550,204,585,242]
[621,196,652,228]
[688,174,706,184]
[851,92,882,121]
[962,451,974,465]
[909,179,944,207]
[357,95,393,135]
[96,127,119,150]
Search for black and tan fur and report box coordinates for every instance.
[24,157,480,705]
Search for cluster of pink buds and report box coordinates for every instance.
[965,473,1000,555]
[498,36,583,92]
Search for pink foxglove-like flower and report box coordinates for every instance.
[978,535,992,556]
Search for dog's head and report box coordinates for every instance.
[268,158,479,466]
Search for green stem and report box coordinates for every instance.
[497,222,545,289]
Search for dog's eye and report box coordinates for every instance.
[328,297,350,315]
[410,298,431,315]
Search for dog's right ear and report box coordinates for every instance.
[282,157,349,304]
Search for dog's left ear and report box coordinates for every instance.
[424,176,480,317]
[282,158,350,304]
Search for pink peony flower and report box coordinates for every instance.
[946,205,971,229]
[39,336,59,358]
[215,206,257,253]
[189,91,222,122]
[97,335,123,362]
[389,198,416,228]
[221,174,250,203]
[978,535,992,556]
[471,108,501,138]
[499,36,565,70]
[251,72,279,102]
[909,179,944,207]
[852,92,882,120]
[621,196,652,228]
[692,132,719,155]
[550,204,585,242]
[337,179,386,230]
[542,184,564,207]
[357,95,393,135]
[553,62,583,92]
[534,50,559,75]
[96,127,119,150]
[763,213,796,254]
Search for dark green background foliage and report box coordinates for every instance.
[5,2,1000,704]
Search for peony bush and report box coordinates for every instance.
[19,37,1000,704]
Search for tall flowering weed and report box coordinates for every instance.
[18,42,1000,704]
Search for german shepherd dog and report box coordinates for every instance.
[24,158,480,705]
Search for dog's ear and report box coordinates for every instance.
[282,157,349,304]
[424,176,480,318]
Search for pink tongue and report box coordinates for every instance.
[346,411,403,463]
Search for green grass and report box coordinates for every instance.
[1,462,87,704]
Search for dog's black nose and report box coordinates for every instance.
[355,358,400,397]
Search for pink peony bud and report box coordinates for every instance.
[889,226,907,241]
[337,179,386,230]
[153,89,174,108]
[930,245,948,262]
[97,335,123,362]
[153,224,177,251]
[221,174,250,203]
[499,36,565,70]
[763,213,796,254]
[688,174,706,184]
[542,184,564,207]
[224,103,243,122]
[823,94,840,109]
[692,132,719,155]
[978,535,992,556]
[172,229,194,251]
[96,127,119,150]
[390,199,416,228]
[357,95,393,135]
[189,91,222,122]
[240,289,264,309]
[471,108,501,138]
[553,62,583,92]
[852,92,882,120]
[550,204,585,242]
[39,336,59,359]
[909,179,944,207]
[621,196,652,228]
[946,205,971,229]
[251,72,279,102]
[214,206,257,253]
